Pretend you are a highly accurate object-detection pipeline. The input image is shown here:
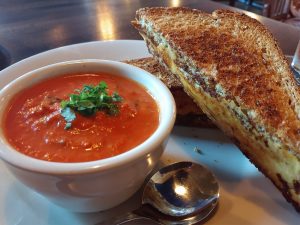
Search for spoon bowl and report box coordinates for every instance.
[142,161,219,217]
[98,161,219,224]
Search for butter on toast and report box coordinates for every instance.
[124,57,214,127]
[133,7,300,211]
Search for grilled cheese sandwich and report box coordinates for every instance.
[134,7,300,211]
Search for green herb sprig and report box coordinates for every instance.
[60,82,122,129]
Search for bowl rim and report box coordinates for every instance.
[0,59,176,175]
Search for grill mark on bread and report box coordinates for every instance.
[123,57,181,88]
[295,180,300,195]
[277,173,293,202]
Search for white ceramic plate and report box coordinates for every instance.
[0,40,298,225]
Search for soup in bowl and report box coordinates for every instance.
[0,59,176,212]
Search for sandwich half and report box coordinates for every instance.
[133,7,300,211]
[124,57,214,127]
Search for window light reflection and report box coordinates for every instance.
[170,0,181,7]
[147,155,153,166]
[95,4,116,40]
[49,25,67,44]
[174,184,187,196]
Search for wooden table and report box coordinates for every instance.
[0,0,299,70]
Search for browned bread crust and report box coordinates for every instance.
[123,57,215,127]
[123,57,181,88]
[134,7,300,211]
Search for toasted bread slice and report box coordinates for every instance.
[134,7,300,211]
[123,57,214,127]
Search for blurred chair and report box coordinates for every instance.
[262,0,300,28]
[213,0,236,6]
[229,0,236,5]
[262,0,291,20]
[290,0,300,17]
[285,0,300,27]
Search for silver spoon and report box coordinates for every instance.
[97,161,219,225]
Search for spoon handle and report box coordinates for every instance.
[96,210,161,225]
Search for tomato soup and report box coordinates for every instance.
[3,73,159,162]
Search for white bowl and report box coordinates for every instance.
[0,59,176,212]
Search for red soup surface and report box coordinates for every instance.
[3,73,159,162]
